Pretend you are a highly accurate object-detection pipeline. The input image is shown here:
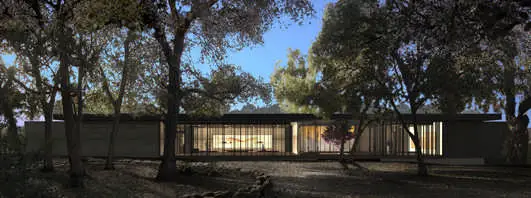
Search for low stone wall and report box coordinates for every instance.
[180,167,273,198]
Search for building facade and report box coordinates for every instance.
[24,113,507,164]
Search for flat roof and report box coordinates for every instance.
[51,113,502,124]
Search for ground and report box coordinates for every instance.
[219,161,531,198]
[4,159,531,198]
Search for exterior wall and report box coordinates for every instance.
[25,121,68,155]
[356,122,443,156]
[25,121,160,158]
[443,121,507,164]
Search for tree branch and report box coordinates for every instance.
[183,87,228,102]
[98,65,116,104]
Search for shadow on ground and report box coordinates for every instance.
[219,161,531,198]
[20,160,254,198]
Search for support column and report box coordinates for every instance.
[184,125,193,155]
[291,122,298,154]
[285,125,292,153]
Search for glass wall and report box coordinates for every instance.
[407,122,443,156]
[190,124,289,156]
[297,124,357,154]
[296,121,443,157]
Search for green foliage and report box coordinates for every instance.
[271,48,319,114]
[380,0,529,56]
[0,135,47,197]
[182,64,272,117]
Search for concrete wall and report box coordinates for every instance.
[25,121,160,158]
[443,121,507,164]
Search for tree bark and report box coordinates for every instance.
[42,97,56,172]
[411,113,428,176]
[39,79,57,172]
[105,109,121,170]
[104,29,132,170]
[1,100,19,150]
[155,31,186,182]
[503,61,520,164]
[59,62,85,188]
[0,72,20,150]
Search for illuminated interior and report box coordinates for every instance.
[192,125,286,153]
[212,135,272,151]
[408,122,443,155]
[298,124,356,153]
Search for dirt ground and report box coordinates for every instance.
[7,160,531,198]
[218,161,531,198]
[18,159,255,198]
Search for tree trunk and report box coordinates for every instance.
[339,135,346,161]
[30,56,57,172]
[105,109,121,170]
[42,102,55,172]
[503,61,519,164]
[411,117,428,176]
[1,101,19,150]
[103,29,132,170]
[60,63,84,188]
[155,32,186,182]
[349,123,368,155]
[413,136,428,176]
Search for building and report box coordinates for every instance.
[24,113,507,164]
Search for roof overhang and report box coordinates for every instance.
[51,113,502,124]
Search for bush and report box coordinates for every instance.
[0,135,47,197]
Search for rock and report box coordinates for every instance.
[232,191,255,198]
[256,176,267,183]
[209,170,222,177]
[214,191,232,198]
[180,194,201,198]
[255,180,263,185]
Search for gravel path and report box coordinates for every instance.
[218,161,531,198]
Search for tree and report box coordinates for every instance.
[84,0,314,181]
[0,62,24,150]
[468,29,531,165]
[271,47,386,166]
[383,0,530,56]
[309,0,469,176]
[95,28,139,170]
[271,49,320,114]
[1,0,110,187]
[382,1,531,164]
[229,104,284,114]
[0,1,61,171]
[320,119,355,161]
